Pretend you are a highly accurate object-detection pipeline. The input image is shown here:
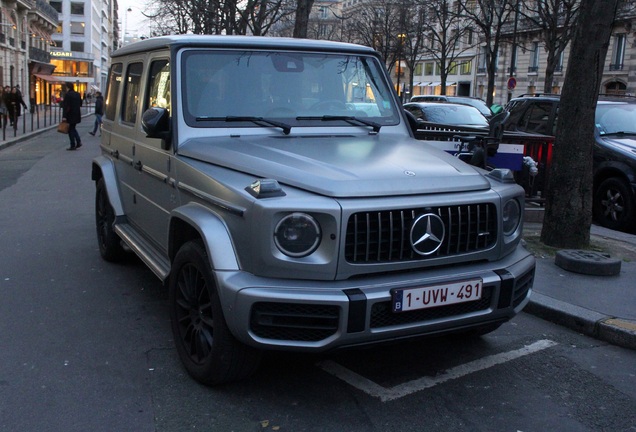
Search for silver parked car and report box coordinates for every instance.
[92,35,535,385]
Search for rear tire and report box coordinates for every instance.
[593,177,635,232]
[169,240,262,385]
[95,178,125,262]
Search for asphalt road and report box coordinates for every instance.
[1,125,635,431]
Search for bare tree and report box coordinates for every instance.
[540,0,620,248]
[293,0,315,38]
[142,0,290,36]
[418,0,476,95]
[460,0,516,106]
[518,0,579,93]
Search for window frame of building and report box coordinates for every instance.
[70,2,85,15]
[610,34,626,71]
[529,41,539,73]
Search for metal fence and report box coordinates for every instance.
[1,102,94,142]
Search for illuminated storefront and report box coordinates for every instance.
[34,50,95,102]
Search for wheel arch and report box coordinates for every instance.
[169,203,240,272]
[593,163,636,194]
[91,156,125,217]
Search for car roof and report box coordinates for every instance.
[112,34,378,58]
[405,101,480,109]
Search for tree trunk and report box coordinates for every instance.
[293,0,315,38]
[540,0,619,248]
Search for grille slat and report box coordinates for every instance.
[345,203,497,264]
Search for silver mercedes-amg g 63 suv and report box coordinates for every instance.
[92,35,535,385]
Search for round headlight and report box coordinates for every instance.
[502,199,521,235]
[274,213,321,257]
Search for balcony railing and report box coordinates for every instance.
[609,63,624,71]
[528,66,539,73]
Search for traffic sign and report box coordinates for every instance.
[507,77,517,90]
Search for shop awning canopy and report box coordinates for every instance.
[34,74,94,84]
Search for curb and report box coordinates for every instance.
[526,292,636,350]
[0,113,92,152]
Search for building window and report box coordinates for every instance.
[610,34,626,71]
[50,1,62,13]
[529,42,539,73]
[70,41,84,52]
[460,60,472,75]
[70,2,84,15]
[477,46,487,74]
[414,62,423,75]
[424,62,434,75]
[555,51,564,73]
[70,22,85,35]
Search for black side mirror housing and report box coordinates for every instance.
[142,107,171,149]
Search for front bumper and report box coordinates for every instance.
[215,246,535,351]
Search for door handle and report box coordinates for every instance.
[134,161,143,171]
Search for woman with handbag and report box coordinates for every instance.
[62,82,83,150]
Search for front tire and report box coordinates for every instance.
[593,177,635,232]
[169,240,262,385]
[95,178,125,261]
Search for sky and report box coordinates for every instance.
[121,0,148,37]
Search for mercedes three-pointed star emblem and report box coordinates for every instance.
[410,213,445,256]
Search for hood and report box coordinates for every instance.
[599,135,636,154]
[177,133,491,198]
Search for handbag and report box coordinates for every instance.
[57,120,69,134]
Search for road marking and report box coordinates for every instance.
[317,339,558,402]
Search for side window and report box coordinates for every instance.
[520,102,553,134]
[122,62,143,124]
[104,63,122,121]
[145,60,170,111]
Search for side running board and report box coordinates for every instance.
[114,223,171,281]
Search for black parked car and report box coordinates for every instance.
[409,95,493,119]
[505,94,636,232]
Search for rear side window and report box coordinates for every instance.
[122,62,143,124]
[518,101,554,135]
[104,63,122,120]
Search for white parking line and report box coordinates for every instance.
[317,339,558,402]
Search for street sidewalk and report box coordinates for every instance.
[524,221,636,350]
[1,128,634,350]
[0,102,94,150]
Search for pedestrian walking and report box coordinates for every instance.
[89,91,103,136]
[9,86,28,127]
[0,86,8,128]
[62,82,83,151]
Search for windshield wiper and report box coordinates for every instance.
[195,116,291,135]
[296,115,381,133]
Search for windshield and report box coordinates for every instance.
[596,103,636,135]
[181,49,400,129]
[418,105,488,127]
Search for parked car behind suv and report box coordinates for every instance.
[410,95,493,119]
[92,35,535,385]
[505,94,636,232]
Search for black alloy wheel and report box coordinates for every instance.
[594,177,635,232]
[169,240,261,385]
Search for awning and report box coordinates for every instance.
[34,74,94,84]
[413,82,421,86]
[419,82,430,86]
[34,73,60,83]
[428,82,441,87]
[447,82,457,86]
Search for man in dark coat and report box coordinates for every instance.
[62,82,83,150]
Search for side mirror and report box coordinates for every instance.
[404,109,419,134]
[142,107,171,148]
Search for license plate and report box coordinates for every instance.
[392,278,483,313]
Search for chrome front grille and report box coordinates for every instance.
[345,203,497,263]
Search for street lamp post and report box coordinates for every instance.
[123,7,132,46]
